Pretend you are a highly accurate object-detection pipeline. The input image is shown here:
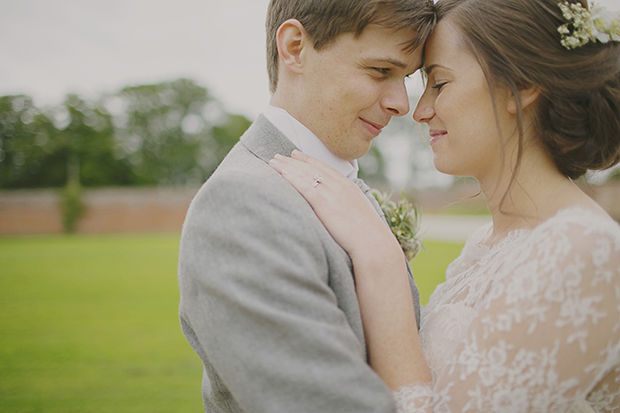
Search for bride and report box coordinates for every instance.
[269,0,620,411]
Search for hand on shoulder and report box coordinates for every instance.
[269,150,403,262]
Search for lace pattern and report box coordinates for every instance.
[395,208,620,412]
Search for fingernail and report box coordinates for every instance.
[274,154,283,160]
[291,149,300,156]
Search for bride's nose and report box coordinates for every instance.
[413,92,434,123]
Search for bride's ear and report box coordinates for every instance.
[507,85,541,115]
[276,19,308,75]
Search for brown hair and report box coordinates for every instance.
[266,0,437,93]
[436,0,620,180]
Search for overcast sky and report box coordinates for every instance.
[1,0,617,121]
[0,0,271,119]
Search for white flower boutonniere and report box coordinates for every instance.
[372,189,423,261]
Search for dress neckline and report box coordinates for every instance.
[473,205,614,253]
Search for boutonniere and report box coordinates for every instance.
[372,189,423,261]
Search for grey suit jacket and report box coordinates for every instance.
[178,115,421,412]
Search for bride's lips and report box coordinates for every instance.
[429,129,447,145]
[360,118,386,136]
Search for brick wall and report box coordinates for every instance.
[1,183,618,236]
[0,187,198,235]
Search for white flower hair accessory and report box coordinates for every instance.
[557,2,620,49]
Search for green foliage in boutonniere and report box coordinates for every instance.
[372,189,423,261]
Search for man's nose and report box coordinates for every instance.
[384,81,410,116]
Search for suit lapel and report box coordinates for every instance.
[243,115,385,223]
[352,178,386,223]
[241,114,299,163]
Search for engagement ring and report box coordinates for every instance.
[312,175,323,188]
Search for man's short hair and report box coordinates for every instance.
[266,0,436,93]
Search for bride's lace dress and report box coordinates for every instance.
[393,207,620,412]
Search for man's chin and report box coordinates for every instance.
[335,149,369,162]
[348,143,374,161]
[326,138,373,161]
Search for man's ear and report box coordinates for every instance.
[508,85,541,114]
[276,19,308,75]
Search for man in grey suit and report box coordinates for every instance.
[178,0,435,411]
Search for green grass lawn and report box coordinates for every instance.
[0,234,203,413]
[410,240,465,305]
[0,233,462,412]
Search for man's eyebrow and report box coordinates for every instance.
[365,57,409,69]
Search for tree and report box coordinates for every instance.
[49,94,136,187]
[0,95,56,188]
[0,79,252,189]
[0,94,137,188]
[108,78,249,186]
[210,113,252,175]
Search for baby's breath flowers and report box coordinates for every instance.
[372,189,423,261]
[558,2,620,49]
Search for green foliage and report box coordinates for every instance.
[60,181,85,233]
[0,234,203,412]
[0,95,57,188]
[0,79,252,189]
[109,78,250,186]
[210,114,253,175]
[60,94,136,187]
[0,93,136,188]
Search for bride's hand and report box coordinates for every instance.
[271,151,431,389]
[269,150,400,261]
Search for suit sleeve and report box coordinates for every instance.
[178,171,396,413]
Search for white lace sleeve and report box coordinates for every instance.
[392,215,620,412]
[393,382,434,412]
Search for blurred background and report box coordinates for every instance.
[1,0,619,411]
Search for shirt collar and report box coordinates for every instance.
[262,105,359,180]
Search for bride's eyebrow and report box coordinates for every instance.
[424,64,451,75]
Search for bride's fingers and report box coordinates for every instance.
[268,152,386,257]
[269,155,328,198]
[272,150,345,185]
[269,153,333,184]
[289,150,345,181]
[269,153,361,209]
[269,154,314,180]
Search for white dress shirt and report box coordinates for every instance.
[262,105,359,180]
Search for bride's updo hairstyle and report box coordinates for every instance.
[436,0,620,179]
